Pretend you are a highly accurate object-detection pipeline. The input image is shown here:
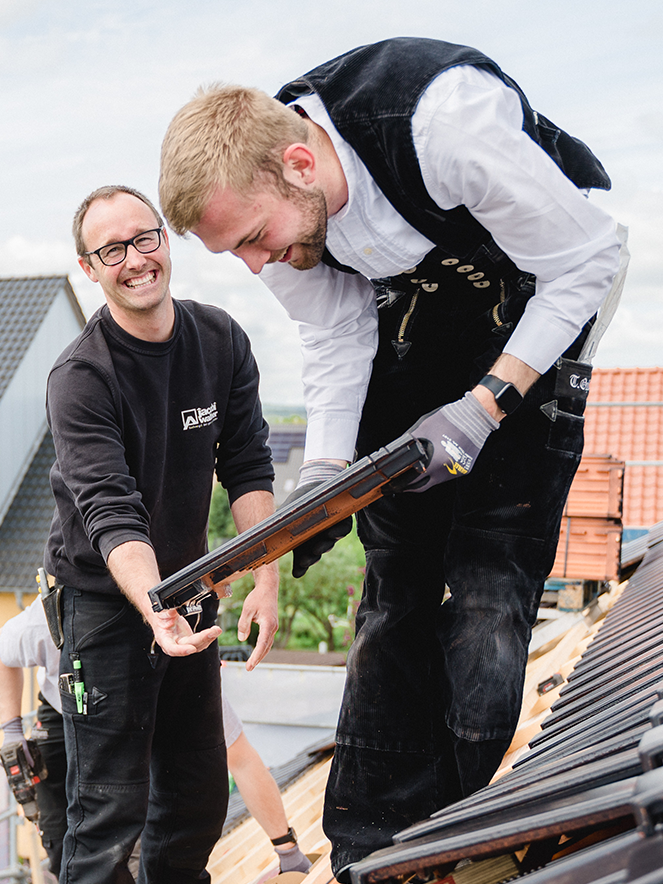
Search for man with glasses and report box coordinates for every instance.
[45,184,278,883]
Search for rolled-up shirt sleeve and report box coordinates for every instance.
[261,260,378,462]
[414,66,621,374]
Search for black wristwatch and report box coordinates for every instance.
[271,826,297,846]
[477,374,524,415]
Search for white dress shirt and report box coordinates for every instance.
[261,65,620,462]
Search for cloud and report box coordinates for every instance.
[0,0,45,27]
[0,0,660,410]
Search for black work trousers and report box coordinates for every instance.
[33,697,66,878]
[323,269,590,879]
[59,589,227,884]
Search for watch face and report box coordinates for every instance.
[479,375,523,414]
[495,383,523,414]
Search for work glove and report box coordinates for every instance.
[1,716,47,823]
[283,460,353,578]
[404,391,499,492]
[1,716,34,766]
[276,843,312,874]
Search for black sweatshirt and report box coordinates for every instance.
[45,300,274,594]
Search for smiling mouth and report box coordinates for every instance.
[125,270,156,289]
[278,246,293,263]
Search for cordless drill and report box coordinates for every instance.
[0,738,48,823]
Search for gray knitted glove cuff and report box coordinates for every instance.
[443,391,500,448]
[0,716,24,741]
[297,459,345,488]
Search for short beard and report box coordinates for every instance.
[283,182,328,271]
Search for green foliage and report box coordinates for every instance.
[217,528,365,653]
[263,407,307,424]
[208,483,237,548]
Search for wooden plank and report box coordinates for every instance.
[210,758,332,884]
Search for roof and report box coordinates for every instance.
[350,522,663,883]
[0,276,85,402]
[267,424,306,463]
[0,431,55,592]
[585,367,663,528]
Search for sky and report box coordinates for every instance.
[0,0,661,406]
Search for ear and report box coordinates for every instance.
[78,255,99,283]
[282,143,317,186]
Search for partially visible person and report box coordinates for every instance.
[0,598,64,883]
[46,184,278,883]
[0,601,309,880]
[223,690,311,875]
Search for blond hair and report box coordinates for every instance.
[73,185,163,260]
[159,84,309,235]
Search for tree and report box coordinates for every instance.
[208,482,237,548]
[218,531,364,652]
[209,484,365,652]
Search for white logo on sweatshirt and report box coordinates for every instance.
[181,401,218,430]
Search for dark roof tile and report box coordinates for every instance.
[0,276,83,400]
[0,431,55,591]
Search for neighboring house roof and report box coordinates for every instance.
[267,425,306,463]
[267,424,307,506]
[584,367,663,529]
[0,276,86,527]
[0,431,54,593]
[0,276,84,400]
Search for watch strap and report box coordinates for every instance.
[477,374,524,415]
[271,826,297,846]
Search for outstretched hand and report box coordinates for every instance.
[149,608,221,657]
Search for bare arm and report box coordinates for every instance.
[227,731,289,838]
[0,655,24,726]
[107,540,221,657]
[230,490,279,671]
[472,353,541,422]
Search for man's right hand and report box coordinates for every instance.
[108,540,221,657]
[148,609,221,657]
[0,716,34,766]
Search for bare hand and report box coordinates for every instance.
[149,609,221,657]
[237,583,279,672]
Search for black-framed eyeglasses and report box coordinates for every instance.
[83,228,164,266]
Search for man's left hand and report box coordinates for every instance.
[405,391,499,492]
[237,572,279,671]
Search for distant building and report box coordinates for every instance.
[0,277,85,620]
[267,424,306,506]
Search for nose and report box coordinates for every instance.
[234,245,270,275]
[124,244,148,269]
